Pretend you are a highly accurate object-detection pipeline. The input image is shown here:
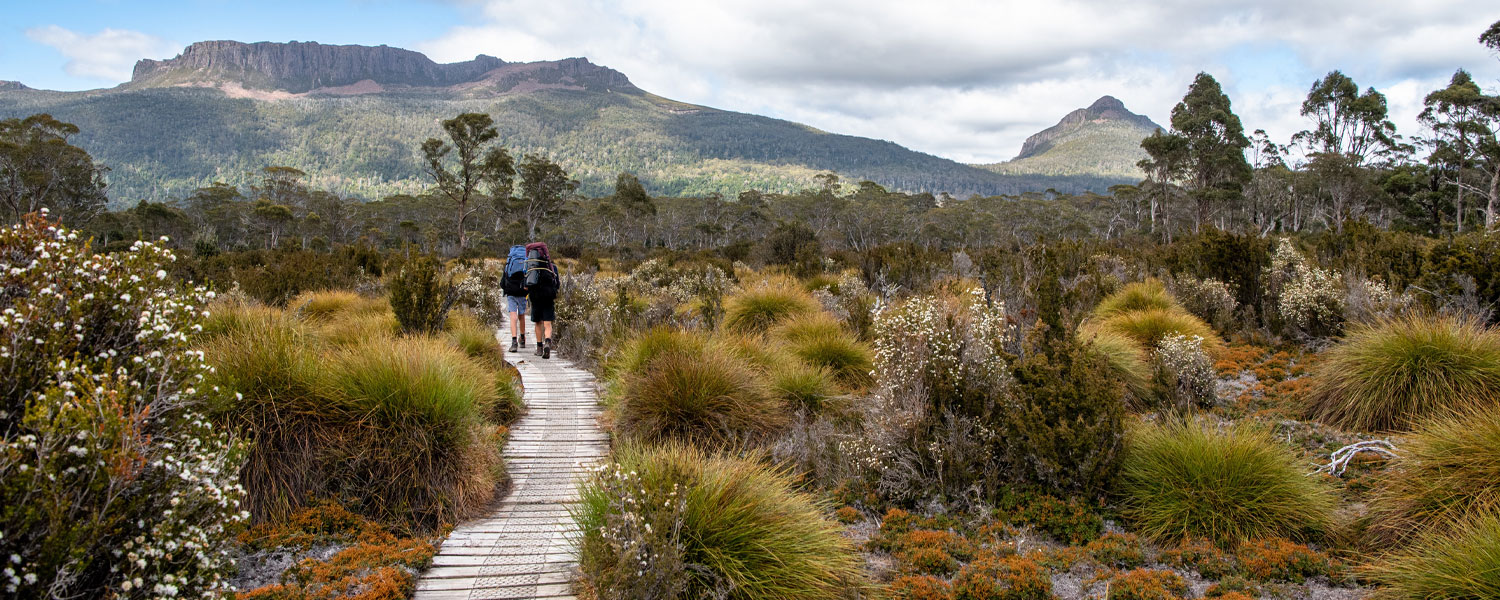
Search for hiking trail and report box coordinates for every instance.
[414,324,605,599]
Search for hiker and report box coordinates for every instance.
[501,244,530,352]
[524,241,561,359]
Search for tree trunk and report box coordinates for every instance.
[1488,166,1499,231]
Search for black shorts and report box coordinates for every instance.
[530,296,556,323]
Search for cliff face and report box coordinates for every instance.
[1015,96,1161,160]
[128,40,635,94]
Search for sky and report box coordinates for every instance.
[2,0,1498,164]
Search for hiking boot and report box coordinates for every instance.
[535,341,544,356]
[542,341,551,360]
[508,339,518,353]
[519,334,527,348]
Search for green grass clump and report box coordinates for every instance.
[329,337,496,440]
[201,298,288,338]
[1117,419,1334,546]
[1092,308,1224,355]
[1093,279,1184,319]
[722,283,819,334]
[617,348,784,445]
[317,311,400,347]
[1366,507,1500,599]
[770,363,841,413]
[786,335,874,389]
[607,326,710,380]
[446,310,503,364]
[1306,315,1500,432]
[1082,329,1154,407]
[1368,409,1500,543]
[577,443,863,599]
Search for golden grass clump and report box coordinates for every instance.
[617,348,785,445]
[1092,308,1224,355]
[1082,329,1154,406]
[722,282,820,334]
[1117,419,1334,546]
[1305,315,1500,432]
[577,443,863,599]
[773,313,874,388]
[1093,279,1185,319]
[1367,409,1500,544]
[291,289,386,321]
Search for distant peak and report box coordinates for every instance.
[1014,95,1162,160]
[1087,95,1125,112]
[0,80,29,92]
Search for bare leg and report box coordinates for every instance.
[508,311,521,338]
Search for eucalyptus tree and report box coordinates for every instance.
[1167,73,1252,234]
[1137,129,1190,237]
[1419,70,1495,232]
[421,112,515,252]
[1294,70,1397,231]
[514,154,577,238]
[0,114,108,225]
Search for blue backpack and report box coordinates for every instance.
[501,245,528,296]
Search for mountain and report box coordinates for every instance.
[0,40,1119,203]
[0,81,29,92]
[977,96,1162,184]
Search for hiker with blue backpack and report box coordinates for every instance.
[524,241,560,359]
[501,244,531,353]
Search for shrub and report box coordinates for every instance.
[1082,329,1153,408]
[1366,507,1500,599]
[1234,538,1330,583]
[1160,537,1238,579]
[0,216,247,597]
[1093,279,1184,318]
[1086,532,1148,569]
[722,282,820,334]
[888,575,951,600]
[1266,239,1345,338]
[950,554,1054,600]
[893,529,976,575]
[1107,569,1189,600]
[577,443,862,599]
[1169,276,1238,331]
[236,502,436,600]
[1305,315,1500,432]
[617,348,784,445]
[1152,333,1218,410]
[993,491,1104,545]
[1202,576,1259,598]
[1002,334,1126,501]
[1117,419,1334,546]
[834,506,860,524]
[388,254,458,335]
[1368,409,1500,543]
[1092,308,1224,355]
[874,285,1013,416]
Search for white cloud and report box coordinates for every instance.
[25,25,177,81]
[420,0,1500,163]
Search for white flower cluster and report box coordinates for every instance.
[1171,276,1238,327]
[872,285,1013,412]
[584,464,689,594]
[1154,333,1217,408]
[628,259,733,304]
[0,215,247,598]
[1268,239,1344,337]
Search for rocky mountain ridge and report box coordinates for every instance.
[127,40,636,94]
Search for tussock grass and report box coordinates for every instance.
[201,299,287,338]
[292,289,385,321]
[446,310,503,365]
[1117,419,1334,546]
[1306,315,1500,432]
[772,313,875,388]
[1368,410,1500,544]
[770,363,841,413]
[1093,308,1224,355]
[722,283,820,334]
[1094,279,1185,319]
[203,300,510,529]
[606,327,710,381]
[1083,329,1154,407]
[329,337,496,439]
[1366,507,1500,599]
[577,443,863,599]
[617,348,784,445]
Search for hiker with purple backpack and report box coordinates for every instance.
[523,241,561,359]
[501,244,531,353]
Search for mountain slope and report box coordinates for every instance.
[978,96,1162,184]
[1,41,1119,203]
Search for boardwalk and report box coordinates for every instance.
[414,337,606,600]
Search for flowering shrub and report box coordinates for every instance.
[1153,333,1218,410]
[1267,239,1344,338]
[1169,276,1238,331]
[0,212,247,597]
[873,285,1013,416]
